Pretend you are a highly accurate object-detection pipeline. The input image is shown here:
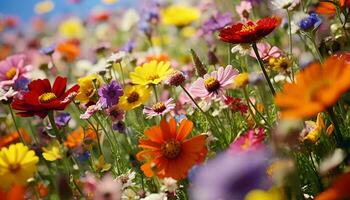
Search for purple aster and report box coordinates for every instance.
[98,80,123,108]
[191,149,272,200]
[202,12,233,34]
[40,44,56,55]
[120,40,136,53]
[55,112,71,127]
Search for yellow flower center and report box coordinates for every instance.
[38,92,57,104]
[152,102,166,113]
[6,67,17,80]
[127,92,140,103]
[161,140,181,159]
[147,74,160,81]
[204,77,221,92]
[9,163,21,173]
[240,24,257,33]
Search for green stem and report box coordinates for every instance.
[327,107,343,147]
[252,43,276,96]
[152,84,159,103]
[48,111,63,142]
[287,10,295,81]
[180,85,205,114]
[118,62,126,86]
[8,104,26,144]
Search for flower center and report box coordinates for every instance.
[152,102,166,113]
[147,74,160,81]
[161,140,181,159]
[5,67,17,80]
[127,92,140,103]
[204,77,221,92]
[240,24,257,33]
[38,92,57,104]
[9,163,21,173]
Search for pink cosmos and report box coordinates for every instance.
[190,65,238,100]
[228,127,265,153]
[235,1,252,21]
[249,43,283,61]
[143,98,175,119]
[0,54,31,88]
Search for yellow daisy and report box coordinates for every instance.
[0,143,39,189]
[76,74,102,103]
[129,60,173,85]
[161,5,200,26]
[42,141,62,162]
[58,17,85,39]
[118,85,151,111]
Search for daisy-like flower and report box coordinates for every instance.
[106,105,125,122]
[118,85,151,111]
[270,0,300,10]
[0,87,17,103]
[42,140,62,161]
[129,60,174,85]
[316,0,350,15]
[64,127,97,149]
[161,4,200,26]
[0,143,39,189]
[235,1,252,20]
[190,65,239,100]
[218,16,281,44]
[0,54,31,88]
[137,117,207,180]
[56,41,80,61]
[76,74,102,104]
[143,98,175,119]
[98,80,123,108]
[275,55,350,119]
[11,76,79,118]
[249,43,283,61]
[228,128,265,153]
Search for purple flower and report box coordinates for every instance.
[202,12,233,34]
[13,76,30,91]
[112,121,126,133]
[121,40,136,53]
[55,112,71,127]
[40,44,56,55]
[98,80,123,108]
[191,149,272,200]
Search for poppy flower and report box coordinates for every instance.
[11,76,79,118]
[316,0,350,15]
[218,16,281,44]
[136,117,207,180]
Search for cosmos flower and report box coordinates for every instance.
[161,5,200,26]
[219,16,281,44]
[249,43,283,61]
[137,117,207,180]
[118,85,151,111]
[235,1,252,20]
[129,60,174,85]
[11,76,79,118]
[98,80,123,108]
[143,98,175,119]
[0,54,31,88]
[190,65,238,100]
[228,128,265,153]
[64,127,97,149]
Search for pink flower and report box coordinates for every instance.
[249,43,283,61]
[0,54,31,88]
[235,1,252,21]
[143,98,175,119]
[190,65,238,100]
[228,127,265,153]
[94,174,122,200]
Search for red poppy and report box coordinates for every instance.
[11,76,79,118]
[316,0,350,15]
[218,16,281,44]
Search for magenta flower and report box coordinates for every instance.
[0,54,31,88]
[249,43,283,61]
[143,98,175,119]
[190,65,238,100]
[228,127,265,153]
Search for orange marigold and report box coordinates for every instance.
[64,127,96,149]
[275,55,350,119]
[57,41,80,61]
[136,117,207,180]
[0,129,31,148]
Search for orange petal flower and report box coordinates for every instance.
[0,185,25,200]
[136,117,207,180]
[316,0,350,14]
[0,129,31,148]
[57,41,80,61]
[275,55,350,119]
[315,172,350,200]
[64,127,96,149]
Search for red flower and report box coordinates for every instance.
[11,76,79,118]
[224,96,248,115]
[218,16,281,44]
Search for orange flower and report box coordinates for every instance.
[57,41,80,61]
[136,117,207,180]
[36,182,49,198]
[315,172,350,200]
[145,53,170,63]
[316,0,350,14]
[0,129,31,148]
[275,56,350,119]
[0,185,25,200]
[64,127,96,149]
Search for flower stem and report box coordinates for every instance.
[180,85,204,114]
[287,10,295,81]
[152,84,159,103]
[327,107,343,147]
[48,111,63,142]
[252,43,276,96]
[8,104,26,145]
[118,62,126,86]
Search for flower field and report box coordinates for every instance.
[1,0,350,199]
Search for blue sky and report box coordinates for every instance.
[0,0,136,20]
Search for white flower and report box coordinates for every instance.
[270,0,300,10]
[319,149,345,175]
[108,51,127,63]
[160,178,178,193]
[0,87,18,102]
[118,170,136,189]
[141,193,167,200]
[122,188,140,200]
[120,9,140,31]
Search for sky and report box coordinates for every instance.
[0,0,136,21]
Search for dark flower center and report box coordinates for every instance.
[161,140,181,159]
[6,67,17,80]
[38,92,57,104]
[107,90,116,98]
[9,163,21,173]
[152,102,166,113]
[204,77,221,93]
[147,74,160,81]
[127,92,140,103]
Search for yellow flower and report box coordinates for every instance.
[0,143,39,189]
[101,0,118,5]
[42,141,62,161]
[161,5,200,26]
[234,73,249,88]
[76,74,102,103]
[268,57,291,72]
[94,155,112,173]
[118,85,151,111]
[181,26,196,38]
[34,0,54,15]
[245,187,286,200]
[59,17,85,39]
[129,60,174,85]
[304,113,334,143]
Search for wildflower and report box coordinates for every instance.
[191,149,271,200]
[80,101,103,120]
[224,96,248,115]
[268,57,291,72]
[0,184,26,200]
[143,98,175,119]
[54,112,71,127]
[98,80,123,108]
[298,13,322,31]
[0,129,31,148]
[165,70,186,87]
[0,54,31,88]
[0,143,39,189]
[161,5,200,26]
[129,60,173,85]
[34,0,54,14]
[94,156,112,173]
[236,1,252,20]
[94,174,123,200]
[112,121,126,133]
[42,140,62,161]
[270,0,300,10]
[0,87,17,103]
[145,53,170,63]
[137,117,207,180]
[107,51,127,64]
[316,0,350,15]
[11,76,79,118]
[58,17,85,39]
[76,74,102,103]
[118,85,151,111]
[219,16,281,44]
[106,105,125,122]
[301,113,334,143]
[64,127,97,149]
[39,45,55,56]
[275,56,350,119]
[201,12,232,34]
[249,43,283,61]
[229,128,265,153]
[190,65,238,100]
[57,41,80,61]
[245,187,285,200]
[319,149,345,175]
[233,73,250,88]
[161,177,178,193]
[315,172,350,200]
